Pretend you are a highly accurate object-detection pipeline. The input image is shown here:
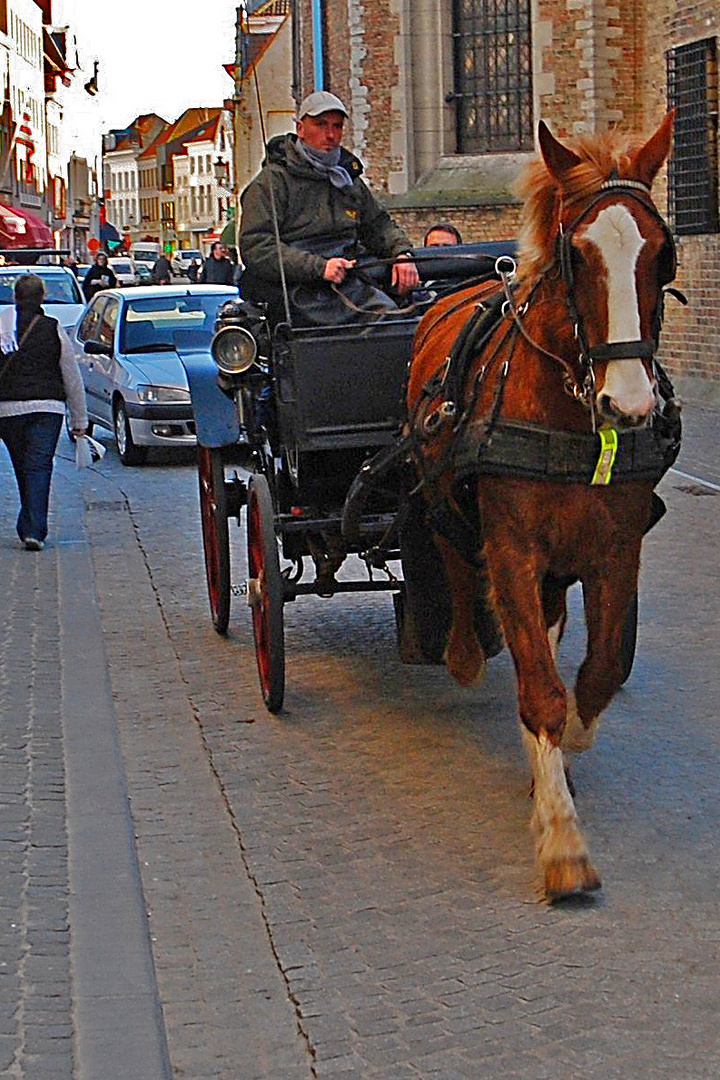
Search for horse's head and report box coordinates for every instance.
[534,114,676,429]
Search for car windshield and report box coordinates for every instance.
[112,262,132,273]
[133,251,157,263]
[120,292,235,353]
[0,270,82,305]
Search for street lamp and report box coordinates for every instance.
[213,157,230,187]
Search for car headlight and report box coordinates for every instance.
[136,385,191,404]
[211,325,257,375]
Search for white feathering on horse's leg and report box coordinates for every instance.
[522,726,600,899]
[561,689,600,753]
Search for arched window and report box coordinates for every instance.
[451,0,533,154]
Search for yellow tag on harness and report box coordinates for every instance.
[591,426,619,485]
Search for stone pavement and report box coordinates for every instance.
[2,408,720,1080]
[0,443,308,1079]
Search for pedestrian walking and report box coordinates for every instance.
[199,242,235,286]
[0,274,87,550]
[82,252,117,301]
[186,258,200,284]
[152,252,173,285]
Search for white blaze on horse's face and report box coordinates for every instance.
[581,204,657,426]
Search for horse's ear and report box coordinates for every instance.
[538,121,582,180]
[631,110,674,187]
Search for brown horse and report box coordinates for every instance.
[406,114,679,901]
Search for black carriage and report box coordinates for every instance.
[184,242,639,712]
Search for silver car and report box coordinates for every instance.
[71,284,238,464]
[0,264,85,334]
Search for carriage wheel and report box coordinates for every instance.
[619,590,638,684]
[198,447,231,634]
[246,474,285,712]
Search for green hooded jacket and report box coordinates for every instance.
[239,134,412,287]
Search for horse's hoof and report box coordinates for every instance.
[545,857,602,902]
[443,635,485,686]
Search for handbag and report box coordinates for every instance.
[0,315,41,389]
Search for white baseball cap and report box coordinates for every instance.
[297,91,348,119]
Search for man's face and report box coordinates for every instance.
[297,110,345,153]
[425,228,460,248]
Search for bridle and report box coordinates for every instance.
[557,179,677,397]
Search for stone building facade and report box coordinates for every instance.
[291,0,720,399]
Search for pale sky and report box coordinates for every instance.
[56,0,238,132]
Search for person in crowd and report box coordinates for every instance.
[0,275,87,550]
[82,251,117,300]
[423,222,463,247]
[239,90,419,324]
[186,258,200,284]
[199,242,235,286]
[62,253,79,276]
[152,251,173,285]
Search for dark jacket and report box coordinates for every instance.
[199,255,235,286]
[152,255,173,283]
[82,263,117,300]
[0,308,64,403]
[239,134,412,288]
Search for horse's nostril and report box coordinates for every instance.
[599,394,617,417]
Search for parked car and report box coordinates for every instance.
[130,243,161,274]
[134,263,153,285]
[0,264,85,334]
[172,249,202,276]
[108,256,138,287]
[70,284,239,464]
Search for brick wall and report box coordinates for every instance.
[390,205,522,248]
[288,0,720,399]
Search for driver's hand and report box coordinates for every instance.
[391,257,420,293]
[323,257,356,284]
[71,427,87,438]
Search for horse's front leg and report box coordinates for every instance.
[434,534,486,686]
[563,560,640,754]
[487,550,601,900]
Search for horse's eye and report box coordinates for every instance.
[569,246,584,272]
[657,242,676,285]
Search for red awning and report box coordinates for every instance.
[0,203,28,246]
[13,207,53,247]
[0,204,53,248]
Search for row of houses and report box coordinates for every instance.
[0,0,100,257]
[101,0,295,257]
[102,107,235,255]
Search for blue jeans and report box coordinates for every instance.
[0,412,63,542]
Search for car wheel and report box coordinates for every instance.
[114,399,147,466]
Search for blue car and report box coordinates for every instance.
[70,284,238,464]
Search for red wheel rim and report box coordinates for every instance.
[248,493,271,696]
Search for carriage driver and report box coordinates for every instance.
[239,91,420,325]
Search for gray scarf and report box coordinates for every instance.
[296,139,354,189]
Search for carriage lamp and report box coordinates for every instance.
[211,325,257,375]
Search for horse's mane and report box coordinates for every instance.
[514,129,652,283]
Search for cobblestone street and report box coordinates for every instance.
[1,406,720,1078]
